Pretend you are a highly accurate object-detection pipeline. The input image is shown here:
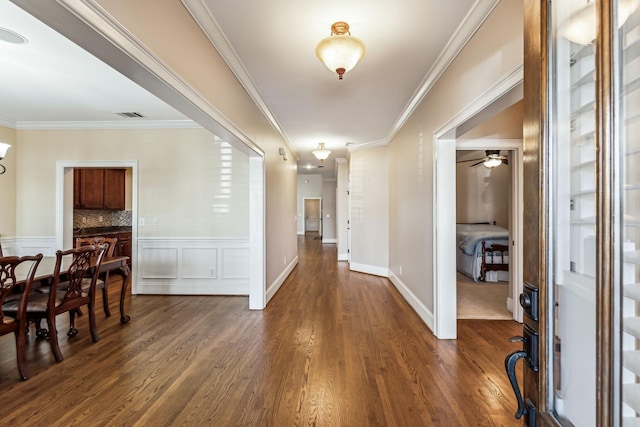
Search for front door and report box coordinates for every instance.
[511,0,640,425]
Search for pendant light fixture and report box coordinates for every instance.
[312,143,331,162]
[316,22,366,80]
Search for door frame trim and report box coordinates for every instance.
[303,197,322,235]
[432,66,523,339]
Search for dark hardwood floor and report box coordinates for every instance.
[0,236,522,426]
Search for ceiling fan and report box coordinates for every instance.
[456,150,508,168]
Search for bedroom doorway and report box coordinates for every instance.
[432,68,523,339]
[455,144,519,320]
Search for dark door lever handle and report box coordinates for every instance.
[505,350,527,419]
[509,335,526,343]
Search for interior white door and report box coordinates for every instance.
[304,199,320,233]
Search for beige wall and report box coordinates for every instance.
[65,0,299,288]
[350,146,389,274]
[456,162,511,228]
[388,0,523,311]
[15,128,249,238]
[0,126,17,238]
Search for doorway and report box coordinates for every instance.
[433,68,524,339]
[56,160,138,290]
[303,197,322,236]
[455,146,517,320]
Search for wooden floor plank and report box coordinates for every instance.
[0,236,522,426]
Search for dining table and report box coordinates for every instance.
[14,255,132,324]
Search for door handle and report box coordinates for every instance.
[505,349,527,419]
[505,330,538,426]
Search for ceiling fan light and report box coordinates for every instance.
[483,157,503,168]
[316,22,365,80]
[312,143,331,162]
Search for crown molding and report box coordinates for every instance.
[347,139,388,153]
[385,0,501,144]
[31,0,266,157]
[14,119,200,131]
[181,0,297,158]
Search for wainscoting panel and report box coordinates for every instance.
[182,247,217,279]
[136,238,249,295]
[8,237,57,257]
[140,247,179,279]
[222,247,249,279]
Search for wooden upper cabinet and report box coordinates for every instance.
[74,168,125,210]
[103,169,125,210]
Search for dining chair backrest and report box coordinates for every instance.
[0,253,43,380]
[75,236,117,258]
[0,254,43,323]
[52,245,106,306]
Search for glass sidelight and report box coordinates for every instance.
[546,0,640,425]
[619,1,640,422]
[549,0,598,424]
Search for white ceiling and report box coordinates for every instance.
[0,0,495,178]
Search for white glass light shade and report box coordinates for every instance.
[561,0,639,45]
[312,143,331,161]
[0,142,10,159]
[483,157,503,168]
[316,22,365,80]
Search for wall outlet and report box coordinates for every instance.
[283,256,287,266]
[152,218,159,226]
[399,266,403,275]
[210,268,215,277]
[139,218,145,226]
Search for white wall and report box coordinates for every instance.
[350,146,389,276]
[387,0,523,327]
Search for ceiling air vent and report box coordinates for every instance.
[114,112,145,118]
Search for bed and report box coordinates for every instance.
[456,222,509,282]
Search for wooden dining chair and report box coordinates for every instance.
[8,246,106,362]
[75,236,117,317]
[0,254,43,380]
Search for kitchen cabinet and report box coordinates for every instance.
[74,168,125,210]
[115,232,132,266]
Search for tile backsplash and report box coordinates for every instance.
[74,210,132,228]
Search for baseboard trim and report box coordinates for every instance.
[321,238,337,244]
[388,271,435,334]
[506,296,514,314]
[266,255,299,303]
[337,253,349,261]
[350,262,389,277]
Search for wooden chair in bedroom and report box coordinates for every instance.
[481,242,509,281]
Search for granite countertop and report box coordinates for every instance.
[73,226,132,237]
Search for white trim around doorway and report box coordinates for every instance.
[432,66,524,339]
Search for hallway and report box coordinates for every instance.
[0,235,521,425]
